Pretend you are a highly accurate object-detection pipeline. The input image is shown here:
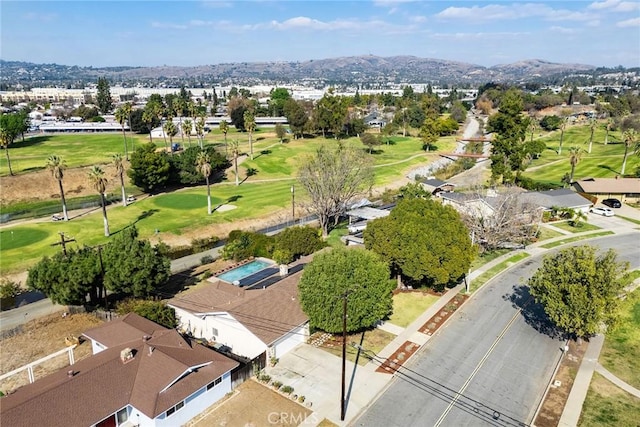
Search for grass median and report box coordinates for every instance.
[540,231,615,249]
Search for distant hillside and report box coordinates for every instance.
[0,56,600,87]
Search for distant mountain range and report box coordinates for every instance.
[0,56,616,87]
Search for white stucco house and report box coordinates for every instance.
[0,313,238,427]
[169,271,309,362]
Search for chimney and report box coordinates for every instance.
[67,370,75,378]
[142,335,151,342]
[120,348,134,363]
[148,346,155,356]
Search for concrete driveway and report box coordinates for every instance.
[266,343,389,425]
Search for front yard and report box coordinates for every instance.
[387,291,440,327]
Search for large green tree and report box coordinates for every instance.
[46,155,69,220]
[364,197,475,290]
[269,87,291,116]
[486,89,529,184]
[298,248,393,333]
[128,143,170,192]
[528,245,629,339]
[283,99,308,139]
[27,247,102,306]
[102,227,171,297]
[96,77,113,114]
[0,111,29,176]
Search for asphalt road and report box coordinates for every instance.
[353,233,640,427]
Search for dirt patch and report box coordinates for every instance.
[187,379,313,427]
[418,292,469,335]
[1,163,125,205]
[534,339,588,427]
[0,312,103,394]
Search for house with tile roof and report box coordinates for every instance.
[0,313,238,427]
[168,270,309,362]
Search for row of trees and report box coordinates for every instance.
[27,227,170,306]
[0,110,30,176]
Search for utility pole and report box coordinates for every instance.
[291,184,295,225]
[465,230,475,293]
[51,231,75,256]
[341,291,348,421]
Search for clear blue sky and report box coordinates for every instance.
[2,1,639,68]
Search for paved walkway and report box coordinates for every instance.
[595,363,640,398]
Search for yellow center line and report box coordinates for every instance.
[433,298,532,427]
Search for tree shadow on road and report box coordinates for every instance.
[503,284,564,339]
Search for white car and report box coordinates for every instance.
[590,207,614,217]
[126,195,136,202]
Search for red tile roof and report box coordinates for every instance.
[0,314,238,427]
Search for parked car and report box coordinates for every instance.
[126,195,136,202]
[347,221,367,234]
[51,214,64,221]
[590,207,614,217]
[602,198,622,208]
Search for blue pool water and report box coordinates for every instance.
[217,259,273,283]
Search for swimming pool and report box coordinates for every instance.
[216,259,275,285]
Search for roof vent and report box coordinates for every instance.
[142,335,151,342]
[148,346,155,356]
[120,347,134,363]
[67,370,75,378]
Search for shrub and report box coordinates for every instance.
[222,230,274,261]
[281,385,294,394]
[272,381,283,389]
[202,271,213,279]
[274,226,326,259]
[116,299,177,328]
[191,236,219,253]
[298,395,306,403]
[200,255,214,265]
[0,279,21,299]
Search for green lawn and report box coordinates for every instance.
[538,226,565,242]
[551,221,601,233]
[470,252,530,293]
[470,249,512,271]
[320,328,396,366]
[539,231,615,249]
[522,125,639,187]
[326,224,349,248]
[578,372,640,427]
[387,292,440,328]
[599,284,640,389]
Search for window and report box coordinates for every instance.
[165,400,185,417]
[206,376,222,391]
[116,408,128,425]
[211,327,219,337]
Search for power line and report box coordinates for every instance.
[352,343,530,427]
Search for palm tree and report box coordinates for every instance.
[142,109,154,143]
[88,166,110,237]
[182,119,193,148]
[230,139,240,186]
[115,102,131,161]
[527,119,537,144]
[174,98,186,146]
[46,155,69,220]
[219,120,229,158]
[621,129,637,175]
[558,117,568,155]
[568,146,583,184]
[244,110,256,160]
[604,118,613,145]
[113,153,127,207]
[587,118,597,154]
[195,116,205,149]
[195,151,213,215]
[163,119,177,154]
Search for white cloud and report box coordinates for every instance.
[409,15,427,23]
[616,16,640,27]
[251,16,405,33]
[431,31,529,40]
[549,26,578,34]
[373,0,414,7]
[589,0,639,11]
[201,0,233,8]
[151,21,188,30]
[24,12,57,22]
[436,3,595,22]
